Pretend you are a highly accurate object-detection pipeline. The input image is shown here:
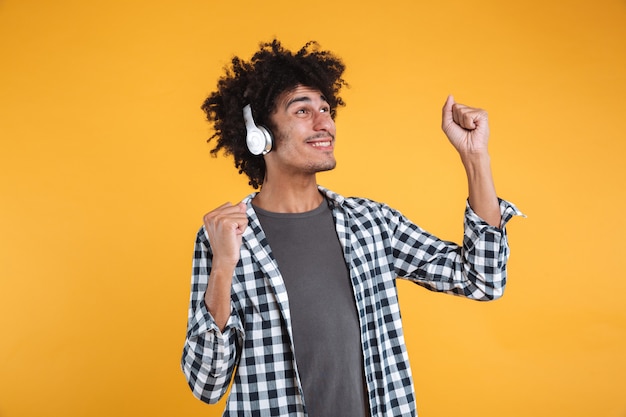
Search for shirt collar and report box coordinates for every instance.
[240,185,346,208]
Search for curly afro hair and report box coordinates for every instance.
[201,39,348,189]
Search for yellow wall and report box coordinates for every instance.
[1,0,625,416]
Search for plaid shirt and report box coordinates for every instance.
[182,186,521,416]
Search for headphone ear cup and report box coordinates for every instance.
[246,126,273,156]
[257,126,273,154]
[243,104,273,155]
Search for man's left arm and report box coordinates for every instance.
[389,96,523,299]
[441,95,501,227]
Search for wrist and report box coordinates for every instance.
[460,150,491,172]
[210,259,238,281]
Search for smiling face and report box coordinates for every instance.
[264,85,337,181]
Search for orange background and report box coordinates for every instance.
[1,1,625,416]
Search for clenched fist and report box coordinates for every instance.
[441,95,490,158]
[203,202,248,270]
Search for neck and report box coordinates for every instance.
[253,175,323,213]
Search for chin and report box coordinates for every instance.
[315,161,336,173]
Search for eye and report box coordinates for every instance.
[320,106,330,113]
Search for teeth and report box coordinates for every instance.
[311,141,331,147]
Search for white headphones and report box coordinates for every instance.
[242,104,273,155]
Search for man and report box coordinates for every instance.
[181,40,521,416]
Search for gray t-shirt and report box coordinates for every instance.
[254,199,370,417]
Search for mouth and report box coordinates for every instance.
[310,140,332,148]
[307,135,335,150]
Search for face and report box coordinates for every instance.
[264,85,337,179]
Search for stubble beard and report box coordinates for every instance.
[306,158,336,174]
[274,131,337,175]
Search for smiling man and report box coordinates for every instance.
[181,40,521,417]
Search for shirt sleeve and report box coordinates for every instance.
[180,228,243,404]
[393,198,523,300]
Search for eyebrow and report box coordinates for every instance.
[285,94,329,109]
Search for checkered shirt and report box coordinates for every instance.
[181,186,522,416]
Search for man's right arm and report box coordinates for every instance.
[202,202,248,330]
[181,203,248,403]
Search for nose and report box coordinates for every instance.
[313,111,335,133]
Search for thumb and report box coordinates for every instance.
[235,202,248,234]
[441,94,455,129]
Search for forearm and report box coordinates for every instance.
[201,201,248,331]
[183,252,240,402]
[205,264,236,331]
[462,152,501,227]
